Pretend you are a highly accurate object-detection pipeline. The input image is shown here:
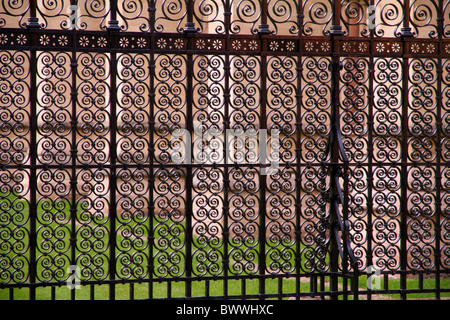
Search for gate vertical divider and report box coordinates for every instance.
[329,53,341,301]
[329,0,344,301]
[258,0,271,299]
[342,138,350,301]
[69,1,79,299]
[107,1,120,300]
[28,47,37,302]
[26,0,39,301]
[294,0,304,300]
[366,0,376,301]
[184,0,196,299]
[340,54,348,301]
[400,55,410,300]
[223,0,231,299]
[400,47,409,302]
[400,1,413,298]
[400,0,416,298]
[148,0,156,300]
[435,0,444,301]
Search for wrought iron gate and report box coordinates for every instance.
[0,0,449,300]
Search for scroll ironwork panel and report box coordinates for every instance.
[0,0,448,300]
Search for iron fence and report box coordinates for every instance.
[0,0,449,300]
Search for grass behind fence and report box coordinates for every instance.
[0,191,329,299]
[2,276,449,300]
[1,191,448,300]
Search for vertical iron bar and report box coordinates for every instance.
[332,0,340,27]
[258,17,269,301]
[258,0,271,34]
[223,0,231,299]
[295,0,304,301]
[384,273,389,292]
[278,278,282,300]
[311,275,316,296]
[329,47,341,302]
[342,160,350,300]
[148,0,156,300]
[69,4,78,300]
[400,1,413,300]
[320,274,325,299]
[419,273,424,291]
[184,57,193,297]
[343,158,353,299]
[27,0,39,299]
[107,0,120,298]
[353,268,358,300]
[435,0,444,300]
[400,0,414,37]
[184,0,196,32]
[340,46,350,300]
[400,36,411,303]
[51,286,55,300]
[108,0,120,30]
[130,283,134,300]
[27,0,40,28]
[28,46,38,302]
[184,0,196,298]
[366,0,376,301]
[90,284,95,300]
[108,65,117,301]
[330,0,344,36]
[328,0,344,301]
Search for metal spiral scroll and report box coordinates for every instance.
[0,50,30,285]
[371,58,403,272]
[191,54,226,277]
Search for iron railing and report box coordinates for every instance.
[0,0,449,300]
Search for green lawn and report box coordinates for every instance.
[0,191,327,300]
[2,275,448,300]
[0,278,307,300]
[1,191,448,300]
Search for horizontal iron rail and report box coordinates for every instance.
[3,268,448,290]
[0,272,363,289]
[1,28,450,57]
[2,162,449,170]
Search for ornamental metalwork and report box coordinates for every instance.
[0,0,449,300]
